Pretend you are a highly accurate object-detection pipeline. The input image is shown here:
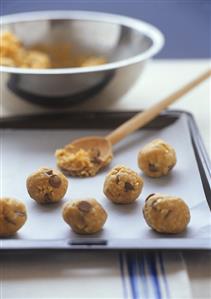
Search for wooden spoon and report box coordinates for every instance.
[56,69,211,176]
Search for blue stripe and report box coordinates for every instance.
[146,253,162,299]
[158,253,171,299]
[118,252,128,299]
[126,252,140,299]
[137,253,149,299]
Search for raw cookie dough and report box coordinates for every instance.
[0,197,27,236]
[26,167,68,204]
[55,144,112,177]
[80,56,106,67]
[63,198,107,234]
[0,31,50,68]
[138,139,176,177]
[0,31,106,69]
[143,193,190,234]
[21,50,50,69]
[103,165,144,204]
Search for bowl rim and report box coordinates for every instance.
[0,10,165,75]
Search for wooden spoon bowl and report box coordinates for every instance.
[55,136,112,177]
[71,135,113,167]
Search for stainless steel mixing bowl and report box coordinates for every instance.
[0,11,164,106]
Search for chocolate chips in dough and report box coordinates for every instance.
[0,197,27,236]
[143,193,190,234]
[103,165,144,204]
[26,167,68,204]
[62,198,107,234]
[138,139,177,178]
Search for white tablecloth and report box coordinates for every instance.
[0,60,211,299]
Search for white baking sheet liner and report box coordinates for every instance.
[1,114,211,248]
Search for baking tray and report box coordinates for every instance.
[0,110,211,251]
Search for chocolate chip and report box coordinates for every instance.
[91,156,102,164]
[49,175,61,188]
[78,201,92,213]
[46,170,53,176]
[90,148,102,164]
[115,175,120,184]
[90,148,100,157]
[124,182,134,192]
[44,193,52,203]
[148,163,158,172]
[145,193,155,202]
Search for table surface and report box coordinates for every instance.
[0,59,211,299]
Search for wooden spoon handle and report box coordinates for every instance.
[106,69,211,145]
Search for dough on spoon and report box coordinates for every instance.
[55,144,112,177]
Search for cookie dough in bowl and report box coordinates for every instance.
[0,31,50,68]
[62,198,107,234]
[143,193,190,234]
[138,139,176,177]
[103,165,144,204]
[0,197,27,237]
[26,167,68,204]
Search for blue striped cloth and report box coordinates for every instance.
[119,252,191,299]
[1,251,192,299]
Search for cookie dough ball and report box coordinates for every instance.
[63,198,107,234]
[26,167,68,204]
[138,139,176,177]
[0,197,27,236]
[143,193,190,234]
[103,165,144,204]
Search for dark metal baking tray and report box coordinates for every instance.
[0,110,210,251]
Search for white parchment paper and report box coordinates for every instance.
[1,114,211,247]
